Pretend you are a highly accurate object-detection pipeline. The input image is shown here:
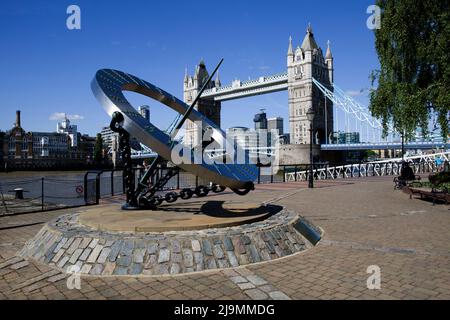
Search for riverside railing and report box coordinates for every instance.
[3,159,446,215]
[285,160,446,182]
[0,175,98,216]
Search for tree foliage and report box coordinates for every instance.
[370,0,450,141]
[93,133,104,163]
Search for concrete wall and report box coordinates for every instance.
[278,144,320,165]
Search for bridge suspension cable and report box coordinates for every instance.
[312,78,395,136]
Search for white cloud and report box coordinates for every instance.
[49,112,84,121]
[69,114,84,120]
[345,90,364,97]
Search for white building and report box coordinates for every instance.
[226,127,258,150]
[100,126,119,152]
[56,115,78,147]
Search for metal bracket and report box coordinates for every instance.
[110,111,139,209]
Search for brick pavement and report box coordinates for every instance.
[0,176,449,300]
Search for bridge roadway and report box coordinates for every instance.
[131,142,449,159]
[201,73,288,102]
[321,141,449,151]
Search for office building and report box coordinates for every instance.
[139,105,150,122]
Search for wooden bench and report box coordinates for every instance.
[403,186,449,205]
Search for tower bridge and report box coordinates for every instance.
[128,24,448,161]
[184,24,334,154]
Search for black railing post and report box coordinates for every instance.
[351,164,354,178]
[95,173,101,204]
[195,175,199,188]
[294,166,298,182]
[177,171,180,189]
[41,177,44,211]
[283,166,286,183]
[257,166,261,184]
[84,172,89,204]
[111,170,114,196]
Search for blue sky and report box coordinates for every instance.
[0,0,379,136]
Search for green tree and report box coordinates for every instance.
[370,0,450,141]
[93,133,104,163]
[364,150,378,161]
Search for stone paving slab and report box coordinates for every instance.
[1,177,449,300]
[18,207,318,276]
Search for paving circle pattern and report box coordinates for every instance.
[78,201,278,232]
[19,205,322,276]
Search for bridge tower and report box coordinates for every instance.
[287,25,334,145]
[183,59,222,146]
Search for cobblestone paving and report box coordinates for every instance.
[18,209,312,276]
[1,177,449,300]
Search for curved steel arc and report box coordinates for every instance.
[91,69,258,189]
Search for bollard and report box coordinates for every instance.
[14,188,24,200]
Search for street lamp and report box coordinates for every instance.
[401,130,405,163]
[306,108,315,188]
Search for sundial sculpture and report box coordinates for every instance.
[91,59,258,209]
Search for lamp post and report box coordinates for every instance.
[306,108,315,188]
[401,130,405,163]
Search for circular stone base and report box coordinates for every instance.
[19,203,322,277]
[79,201,277,232]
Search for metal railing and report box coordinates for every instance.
[285,160,447,182]
[0,175,98,216]
[3,158,446,216]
